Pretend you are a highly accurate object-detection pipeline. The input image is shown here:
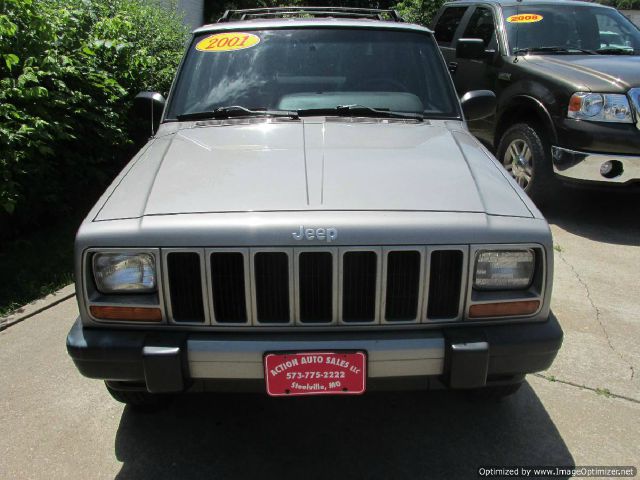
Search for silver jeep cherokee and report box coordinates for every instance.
[66,6,562,407]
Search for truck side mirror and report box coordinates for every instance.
[133,91,166,136]
[460,90,496,121]
[456,38,486,60]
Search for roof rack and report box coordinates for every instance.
[218,7,405,23]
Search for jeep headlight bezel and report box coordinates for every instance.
[473,249,535,291]
[92,252,157,294]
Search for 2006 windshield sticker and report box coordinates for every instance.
[195,32,261,52]
[507,14,544,23]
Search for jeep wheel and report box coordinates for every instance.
[105,382,171,410]
[497,123,555,205]
[467,382,523,402]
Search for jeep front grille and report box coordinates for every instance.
[210,252,248,323]
[385,250,421,321]
[427,250,464,319]
[166,251,206,323]
[254,252,291,323]
[299,251,333,323]
[342,251,378,323]
[164,247,467,327]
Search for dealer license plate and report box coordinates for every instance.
[264,351,366,397]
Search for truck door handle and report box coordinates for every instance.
[448,62,458,74]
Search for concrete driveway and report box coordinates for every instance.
[1,188,638,479]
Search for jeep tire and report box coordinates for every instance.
[105,382,171,410]
[467,382,523,401]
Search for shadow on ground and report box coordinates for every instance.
[114,382,573,479]
[542,187,640,246]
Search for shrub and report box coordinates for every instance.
[610,0,640,9]
[205,1,398,23]
[0,0,188,236]
[394,0,445,26]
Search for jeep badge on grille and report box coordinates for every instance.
[292,226,338,242]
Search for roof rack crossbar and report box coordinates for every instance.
[218,7,405,23]
[240,11,387,21]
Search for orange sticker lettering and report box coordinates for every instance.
[195,32,260,52]
[507,14,544,24]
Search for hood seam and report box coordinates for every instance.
[301,120,310,206]
[450,130,535,219]
[140,135,176,220]
[449,131,489,215]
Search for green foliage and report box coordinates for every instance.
[206,0,402,23]
[0,0,188,230]
[394,0,445,26]
[608,0,640,9]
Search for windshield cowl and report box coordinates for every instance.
[297,105,424,121]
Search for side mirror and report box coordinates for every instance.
[133,91,166,136]
[456,38,486,60]
[460,90,496,121]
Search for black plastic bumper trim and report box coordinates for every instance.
[449,341,489,389]
[67,313,563,392]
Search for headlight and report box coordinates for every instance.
[568,92,633,123]
[474,250,535,290]
[92,252,156,293]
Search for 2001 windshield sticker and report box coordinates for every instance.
[195,32,261,52]
[506,14,544,23]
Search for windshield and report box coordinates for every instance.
[166,28,459,120]
[503,5,640,55]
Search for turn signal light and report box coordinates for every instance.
[469,300,540,319]
[90,306,162,322]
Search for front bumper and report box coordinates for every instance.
[552,146,640,184]
[67,314,563,393]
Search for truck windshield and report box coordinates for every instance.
[504,5,640,55]
[165,28,459,120]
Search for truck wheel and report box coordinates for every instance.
[467,382,523,402]
[105,382,170,410]
[497,123,555,205]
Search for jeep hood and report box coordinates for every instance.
[94,120,533,221]
[523,55,640,91]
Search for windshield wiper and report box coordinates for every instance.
[297,104,424,121]
[513,46,598,56]
[176,105,299,121]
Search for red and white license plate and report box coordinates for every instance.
[264,351,366,397]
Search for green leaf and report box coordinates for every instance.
[4,54,19,70]
[38,146,55,156]
[2,201,16,214]
[0,15,18,37]
[17,71,38,87]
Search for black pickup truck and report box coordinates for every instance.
[432,0,640,202]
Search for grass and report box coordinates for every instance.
[0,216,81,316]
[553,244,564,253]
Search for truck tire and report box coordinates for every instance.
[497,123,556,206]
[105,382,170,410]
